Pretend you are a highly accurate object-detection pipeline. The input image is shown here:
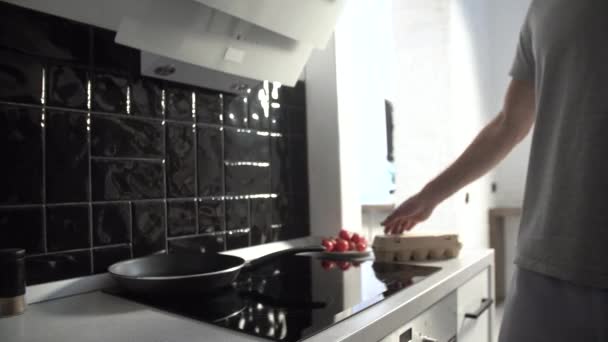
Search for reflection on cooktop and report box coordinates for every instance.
[107,255,440,341]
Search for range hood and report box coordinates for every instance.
[5,0,345,89]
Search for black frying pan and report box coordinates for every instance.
[108,246,324,295]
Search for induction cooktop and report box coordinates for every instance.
[107,255,440,341]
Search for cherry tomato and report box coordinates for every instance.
[356,241,367,252]
[349,241,357,251]
[353,261,362,268]
[339,229,351,241]
[322,239,335,252]
[338,261,351,271]
[351,233,362,244]
[321,260,336,270]
[334,239,349,252]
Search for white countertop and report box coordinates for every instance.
[0,246,494,342]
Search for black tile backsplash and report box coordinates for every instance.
[45,109,89,203]
[91,115,163,158]
[0,105,42,204]
[46,205,90,252]
[167,200,197,237]
[92,203,131,246]
[46,65,88,109]
[0,2,309,285]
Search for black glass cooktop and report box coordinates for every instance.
[107,255,440,341]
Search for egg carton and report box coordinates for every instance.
[372,233,462,262]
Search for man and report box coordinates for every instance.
[382,1,608,340]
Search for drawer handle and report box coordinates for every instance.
[464,298,494,319]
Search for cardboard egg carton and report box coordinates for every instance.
[372,232,462,262]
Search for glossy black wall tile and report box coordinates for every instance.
[0,105,42,204]
[196,90,222,125]
[0,2,309,285]
[0,208,44,254]
[198,199,225,234]
[168,234,225,254]
[132,201,166,257]
[167,200,197,237]
[0,50,43,105]
[92,203,131,246]
[130,77,162,117]
[93,245,131,274]
[91,160,163,201]
[196,126,223,196]
[167,123,196,197]
[46,65,88,109]
[91,116,163,158]
[45,110,89,203]
[225,199,249,231]
[46,205,90,252]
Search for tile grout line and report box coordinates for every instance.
[193,91,200,235]
[86,63,94,273]
[220,93,228,251]
[128,201,134,258]
[162,88,168,253]
[41,66,48,254]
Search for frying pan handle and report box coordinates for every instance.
[245,246,325,270]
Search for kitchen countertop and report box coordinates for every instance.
[0,247,494,342]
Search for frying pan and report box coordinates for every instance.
[108,246,324,295]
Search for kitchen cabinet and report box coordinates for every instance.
[457,267,493,342]
[378,266,493,342]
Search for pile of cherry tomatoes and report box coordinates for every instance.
[321,229,368,253]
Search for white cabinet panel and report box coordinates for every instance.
[457,268,492,342]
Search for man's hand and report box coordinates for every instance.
[382,193,437,234]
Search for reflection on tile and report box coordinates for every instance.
[271,194,310,234]
[91,160,163,201]
[132,201,166,257]
[248,83,270,131]
[269,103,287,133]
[168,200,197,237]
[225,199,249,231]
[26,251,91,285]
[92,203,130,246]
[0,3,90,63]
[130,77,162,117]
[198,199,224,234]
[223,94,247,128]
[196,89,222,124]
[92,73,128,113]
[0,50,42,104]
[47,205,90,252]
[224,128,270,162]
[271,195,289,225]
[93,245,131,274]
[0,105,42,204]
[197,126,223,196]
[167,124,195,197]
[225,165,270,196]
[46,110,88,203]
[168,234,225,254]
[0,207,43,254]
[270,136,289,194]
[166,85,192,121]
[93,28,139,72]
[226,230,250,250]
[250,199,271,245]
[46,65,88,109]
[91,116,163,158]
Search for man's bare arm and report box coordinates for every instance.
[383,79,536,233]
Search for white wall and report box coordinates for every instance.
[389,0,531,248]
[488,0,533,207]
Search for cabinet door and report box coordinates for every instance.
[457,268,492,342]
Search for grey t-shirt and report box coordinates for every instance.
[512,0,608,289]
